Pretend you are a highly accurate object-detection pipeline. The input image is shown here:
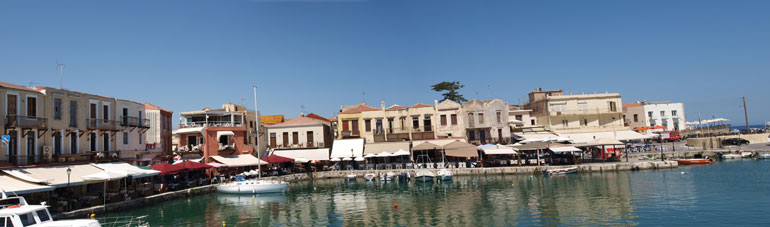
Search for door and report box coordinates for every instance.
[69,101,78,127]
[282,132,289,146]
[103,105,109,123]
[7,94,17,116]
[122,108,128,125]
[292,132,299,145]
[70,132,78,154]
[306,131,313,147]
[54,132,62,155]
[103,134,109,151]
[8,130,18,163]
[26,135,35,163]
[90,133,97,152]
[498,129,503,143]
[90,103,97,128]
[26,97,36,118]
[269,133,277,148]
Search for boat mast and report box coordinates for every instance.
[254,86,261,179]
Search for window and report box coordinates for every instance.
[423,116,431,132]
[633,114,639,122]
[54,98,62,120]
[515,115,523,121]
[27,96,37,117]
[478,113,484,123]
[306,131,314,146]
[609,101,617,112]
[531,119,536,125]
[496,111,502,123]
[550,103,566,112]
[351,121,359,133]
[103,104,109,122]
[660,111,665,117]
[69,101,78,127]
[375,119,383,134]
[468,113,474,126]
[122,108,128,125]
[269,133,276,148]
[282,132,289,145]
[412,116,419,129]
[90,133,97,151]
[123,132,129,144]
[450,114,457,125]
[54,131,62,155]
[648,111,653,119]
[364,119,372,132]
[70,132,78,154]
[562,120,568,127]
[440,115,447,126]
[19,213,35,226]
[36,209,51,222]
[672,110,678,116]
[292,132,299,145]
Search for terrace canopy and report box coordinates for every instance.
[0,175,54,194]
[149,163,185,175]
[443,141,478,158]
[558,130,648,144]
[261,155,295,164]
[173,161,213,170]
[330,138,364,159]
[481,145,518,155]
[363,142,410,156]
[272,148,330,161]
[2,164,105,188]
[412,141,441,151]
[210,155,266,167]
[92,162,160,178]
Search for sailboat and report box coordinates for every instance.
[218,86,288,194]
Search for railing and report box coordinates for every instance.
[549,109,622,116]
[92,151,120,162]
[4,115,47,128]
[179,121,243,128]
[341,130,360,138]
[88,118,120,130]
[271,141,326,149]
[139,119,150,128]
[121,116,138,127]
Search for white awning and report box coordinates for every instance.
[392,149,411,156]
[82,171,127,182]
[217,131,235,138]
[0,175,54,194]
[330,139,364,158]
[364,142,410,155]
[558,130,649,144]
[2,164,106,188]
[211,154,267,167]
[173,127,204,135]
[92,162,160,178]
[272,148,330,161]
[483,148,518,155]
[549,146,582,153]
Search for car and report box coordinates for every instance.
[721,138,750,146]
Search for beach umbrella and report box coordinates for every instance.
[354,157,365,162]
[342,157,353,161]
[173,161,212,171]
[149,163,185,175]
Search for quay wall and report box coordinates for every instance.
[686,133,770,149]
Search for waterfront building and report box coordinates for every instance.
[174,104,261,165]
[462,99,511,145]
[508,105,537,131]
[335,102,379,140]
[623,101,686,131]
[144,103,173,164]
[265,114,332,149]
[336,102,440,143]
[115,99,150,165]
[435,99,466,140]
[1,81,47,166]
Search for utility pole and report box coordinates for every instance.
[743,97,749,133]
[56,61,64,89]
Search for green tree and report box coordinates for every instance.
[431,81,467,103]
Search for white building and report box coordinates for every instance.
[508,105,537,128]
[116,99,149,163]
[623,101,686,131]
[265,115,332,149]
[462,99,511,144]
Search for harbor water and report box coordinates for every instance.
[106,160,770,226]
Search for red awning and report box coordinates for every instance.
[149,163,185,175]
[261,155,294,163]
[173,161,213,171]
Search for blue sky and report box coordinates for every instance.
[1,0,769,127]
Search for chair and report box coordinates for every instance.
[459,162,466,168]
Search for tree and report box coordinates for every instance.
[431,81,467,103]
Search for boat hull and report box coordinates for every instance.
[758,154,770,159]
[416,176,434,182]
[544,168,577,175]
[677,159,713,165]
[217,181,288,194]
[437,175,453,181]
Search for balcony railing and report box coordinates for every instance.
[179,121,243,128]
[549,109,622,116]
[5,115,47,129]
[88,118,120,130]
[272,141,326,149]
[341,130,360,138]
[121,116,138,127]
[139,119,150,128]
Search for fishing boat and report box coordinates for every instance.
[379,172,396,181]
[364,173,377,181]
[757,153,770,159]
[677,158,714,165]
[739,151,753,158]
[217,176,288,194]
[543,167,578,175]
[345,174,357,181]
[436,169,453,181]
[415,170,435,182]
[0,191,104,227]
[721,153,742,159]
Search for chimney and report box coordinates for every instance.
[536,88,542,92]
[381,101,385,110]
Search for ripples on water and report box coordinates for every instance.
[107,160,770,226]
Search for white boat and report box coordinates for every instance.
[721,153,742,159]
[345,174,357,181]
[397,172,411,182]
[0,191,103,227]
[758,153,770,159]
[738,151,753,158]
[380,172,395,181]
[217,177,288,194]
[543,167,578,175]
[364,173,377,181]
[436,169,453,181]
[415,170,435,182]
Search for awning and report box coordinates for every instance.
[330,139,364,158]
[392,149,411,156]
[206,162,228,168]
[92,162,160,178]
[82,171,127,182]
[272,148,330,161]
[482,145,517,155]
[412,141,441,150]
[558,130,649,143]
[2,164,106,188]
[443,141,478,158]
[510,141,550,151]
[363,142,410,155]
[549,146,582,153]
[173,161,213,170]
[172,127,204,135]
[149,163,185,175]
[0,175,54,194]
[261,155,294,164]
[217,131,235,138]
[173,157,202,165]
[512,133,563,143]
[210,155,267,167]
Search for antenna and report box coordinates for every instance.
[56,61,64,89]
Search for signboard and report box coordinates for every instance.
[1,135,9,147]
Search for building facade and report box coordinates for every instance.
[462,99,511,144]
[265,114,332,149]
[525,88,625,133]
[174,104,255,163]
[508,105,537,131]
[623,101,686,131]
[145,103,173,163]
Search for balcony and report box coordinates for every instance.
[87,118,120,131]
[121,116,151,128]
[5,115,47,129]
[341,130,360,138]
[549,109,621,116]
[179,121,243,129]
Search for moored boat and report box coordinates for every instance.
[757,153,770,159]
[738,151,753,158]
[345,174,357,181]
[436,169,453,181]
[677,158,714,165]
[217,176,288,194]
[415,170,435,182]
[364,173,377,181]
[543,167,578,175]
[398,172,411,182]
[721,153,742,159]
[1,191,105,227]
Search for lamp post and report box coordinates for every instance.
[66,167,72,187]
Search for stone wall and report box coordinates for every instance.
[686,133,769,149]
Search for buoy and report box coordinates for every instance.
[394,203,398,209]
[223,221,226,227]
[511,184,514,187]
[530,176,533,180]
[90,214,95,219]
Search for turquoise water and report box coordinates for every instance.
[106,160,770,226]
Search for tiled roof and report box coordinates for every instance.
[0,81,43,93]
[386,105,407,111]
[410,103,433,108]
[305,113,331,122]
[268,116,327,127]
[144,103,172,113]
[622,103,642,108]
[339,104,379,114]
[261,115,285,125]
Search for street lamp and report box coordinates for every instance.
[66,167,72,187]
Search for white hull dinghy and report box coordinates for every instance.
[757,153,770,159]
[1,191,106,227]
[543,167,578,175]
[415,170,436,182]
[345,174,357,181]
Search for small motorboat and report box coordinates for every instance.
[543,167,578,175]
[721,153,742,159]
[677,158,714,165]
[382,172,396,181]
[415,170,436,182]
[738,151,753,158]
[398,172,411,182]
[757,153,770,159]
[217,176,289,194]
[345,174,357,181]
[436,169,453,181]
[364,173,377,181]
[1,191,106,227]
